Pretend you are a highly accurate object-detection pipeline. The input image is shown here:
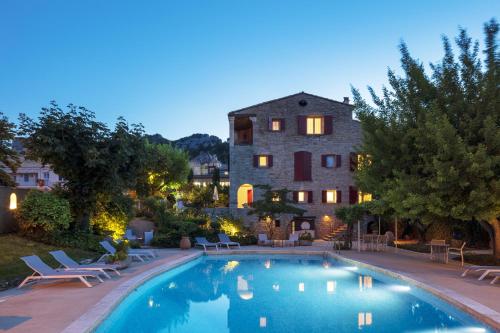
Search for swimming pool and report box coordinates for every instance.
[96,254,493,333]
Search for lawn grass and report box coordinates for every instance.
[0,234,99,290]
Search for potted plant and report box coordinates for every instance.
[299,232,313,246]
[105,241,131,269]
[177,221,198,250]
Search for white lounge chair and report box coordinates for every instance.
[284,233,299,247]
[195,237,219,251]
[218,233,241,249]
[50,250,120,279]
[490,272,500,285]
[461,265,500,280]
[98,241,150,263]
[144,230,154,245]
[258,234,272,246]
[124,228,138,241]
[448,242,466,266]
[19,255,103,288]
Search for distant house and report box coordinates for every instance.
[189,152,229,187]
[2,139,64,190]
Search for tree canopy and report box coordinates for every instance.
[19,102,146,230]
[0,113,20,186]
[352,19,500,256]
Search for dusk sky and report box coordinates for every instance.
[1,1,497,140]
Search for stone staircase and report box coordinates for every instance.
[322,224,348,241]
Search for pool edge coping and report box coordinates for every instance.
[62,249,500,332]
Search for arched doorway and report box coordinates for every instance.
[237,184,253,208]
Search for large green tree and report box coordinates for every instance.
[353,20,500,257]
[19,102,145,230]
[0,113,20,186]
[136,141,190,197]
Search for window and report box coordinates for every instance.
[322,190,342,204]
[306,117,323,135]
[43,172,50,179]
[294,151,312,181]
[322,154,342,168]
[294,191,313,203]
[272,120,281,131]
[253,155,273,168]
[358,192,372,203]
[58,175,64,181]
[23,174,29,182]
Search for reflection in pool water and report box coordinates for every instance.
[96,255,493,333]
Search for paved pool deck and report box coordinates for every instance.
[0,245,498,332]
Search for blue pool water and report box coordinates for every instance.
[96,255,493,333]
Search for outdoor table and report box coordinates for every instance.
[427,243,450,263]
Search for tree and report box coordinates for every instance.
[19,102,145,230]
[247,185,306,238]
[0,113,20,186]
[334,204,367,249]
[136,141,190,197]
[353,19,500,257]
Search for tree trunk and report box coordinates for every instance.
[489,217,500,259]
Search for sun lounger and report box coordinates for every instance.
[19,255,103,288]
[98,241,150,263]
[50,250,120,279]
[124,228,138,241]
[490,272,500,285]
[258,234,272,246]
[195,237,219,251]
[284,233,299,247]
[218,233,241,249]
[461,265,500,280]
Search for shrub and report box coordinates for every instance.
[218,216,244,236]
[90,194,133,240]
[17,190,72,235]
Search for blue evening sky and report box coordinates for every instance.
[0,1,497,140]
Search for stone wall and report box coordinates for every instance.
[228,92,362,239]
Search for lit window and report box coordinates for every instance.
[9,193,17,210]
[298,282,305,292]
[258,155,268,167]
[326,190,336,203]
[358,192,372,203]
[298,191,306,203]
[272,194,280,202]
[193,181,201,186]
[271,119,281,131]
[306,116,323,135]
[326,155,335,168]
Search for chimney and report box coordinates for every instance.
[343,97,350,104]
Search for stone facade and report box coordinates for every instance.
[228,92,362,239]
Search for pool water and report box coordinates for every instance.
[96,255,493,333]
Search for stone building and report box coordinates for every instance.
[228,92,368,239]
[189,152,229,187]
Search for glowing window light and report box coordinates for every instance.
[327,280,336,294]
[9,193,17,210]
[298,282,305,292]
[358,312,373,328]
[259,317,267,328]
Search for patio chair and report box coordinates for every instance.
[430,239,446,261]
[124,228,138,241]
[258,234,272,246]
[490,272,500,285]
[19,255,103,288]
[461,265,500,280]
[447,242,466,266]
[50,250,120,279]
[218,233,241,249]
[284,233,299,247]
[98,241,149,263]
[195,237,219,251]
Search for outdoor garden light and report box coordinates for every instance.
[9,192,17,210]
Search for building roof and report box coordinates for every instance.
[228,92,353,116]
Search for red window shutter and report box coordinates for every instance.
[253,155,258,168]
[321,155,326,167]
[350,152,357,172]
[322,190,327,203]
[297,116,307,135]
[293,191,298,202]
[294,152,304,181]
[280,119,285,131]
[324,115,333,135]
[336,154,342,168]
[336,190,342,203]
[349,186,358,204]
[303,151,312,180]
[308,191,313,203]
[268,155,273,167]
